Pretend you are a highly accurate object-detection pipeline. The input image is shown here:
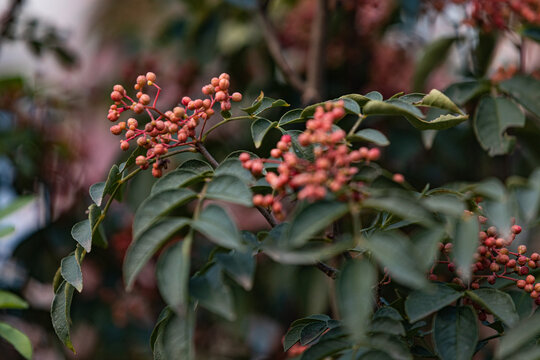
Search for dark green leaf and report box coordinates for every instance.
[150,307,173,353]
[0,322,32,359]
[88,204,107,248]
[366,231,428,289]
[151,161,212,194]
[154,306,196,360]
[285,201,348,247]
[347,129,390,146]
[508,290,533,320]
[300,338,351,360]
[133,189,196,239]
[433,306,477,360]
[215,159,254,185]
[405,283,463,323]
[287,130,315,161]
[521,26,540,43]
[445,80,491,105]
[411,227,446,272]
[373,307,403,321]
[336,259,376,342]
[363,195,433,226]
[415,89,464,115]
[124,218,190,291]
[499,75,540,118]
[300,321,328,345]
[240,91,264,114]
[284,325,305,351]
[453,214,480,281]
[465,288,519,327]
[120,146,146,172]
[215,249,255,291]
[251,118,276,148]
[473,96,525,156]
[0,291,28,309]
[192,204,244,250]
[422,194,466,217]
[71,220,92,252]
[89,182,105,207]
[205,174,253,206]
[278,108,303,126]
[189,265,235,320]
[157,235,192,313]
[496,312,540,358]
[369,317,405,336]
[413,37,457,91]
[60,247,83,292]
[50,281,75,352]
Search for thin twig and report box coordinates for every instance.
[303,0,326,104]
[0,0,24,49]
[256,1,305,94]
[316,261,338,279]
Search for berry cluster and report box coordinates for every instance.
[444,0,540,31]
[106,72,242,177]
[431,216,540,307]
[241,102,381,219]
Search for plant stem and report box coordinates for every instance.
[201,115,254,142]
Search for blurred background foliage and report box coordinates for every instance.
[0,0,539,358]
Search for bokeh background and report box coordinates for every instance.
[0,0,539,359]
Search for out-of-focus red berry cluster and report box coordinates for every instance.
[240,101,381,220]
[106,72,242,177]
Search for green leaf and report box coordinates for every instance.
[240,91,264,114]
[362,194,433,226]
[124,217,190,291]
[444,80,491,105]
[496,311,540,359]
[0,322,32,359]
[411,227,446,272]
[369,317,405,337]
[508,290,533,320]
[132,188,196,239]
[499,75,540,118]
[433,306,477,360]
[215,249,255,291]
[205,174,253,207]
[154,306,196,360]
[50,281,75,352]
[405,283,463,323]
[413,37,457,91]
[363,100,468,130]
[215,159,254,185]
[347,129,390,146]
[366,231,427,289]
[254,98,290,115]
[192,204,243,250]
[373,306,403,321]
[465,288,519,327]
[89,164,121,206]
[189,265,235,320]
[287,130,314,161]
[60,247,84,292]
[369,334,412,360]
[151,160,213,195]
[473,96,525,156]
[89,182,105,207]
[422,194,466,217]
[251,118,276,148]
[157,235,192,314]
[453,214,480,281]
[278,108,303,126]
[120,146,146,172]
[150,307,173,353]
[71,220,92,252]
[284,201,348,247]
[284,324,304,351]
[0,291,28,309]
[415,89,464,115]
[299,338,351,360]
[300,321,328,345]
[336,259,376,342]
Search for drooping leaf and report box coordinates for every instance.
[363,194,434,226]
[366,231,427,289]
[0,322,32,359]
[284,325,305,351]
[499,75,540,118]
[300,321,328,345]
[124,217,190,291]
[336,259,376,342]
[433,306,477,360]
[88,204,107,248]
[204,174,253,206]
[465,288,519,327]
[496,312,540,359]
[413,37,457,91]
[132,188,196,239]
[252,97,290,115]
[50,281,75,352]
[405,283,463,323]
[453,213,480,281]
[150,307,173,353]
[284,201,348,247]
[215,249,255,291]
[0,291,28,309]
[445,80,491,105]
[89,182,105,207]
[154,306,196,360]
[60,247,84,292]
[89,164,121,206]
[251,118,276,148]
[347,129,390,146]
[189,265,235,320]
[278,108,303,126]
[191,204,244,250]
[473,96,525,156]
[156,235,192,313]
[71,220,92,252]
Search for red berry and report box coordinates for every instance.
[511,225,522,234]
